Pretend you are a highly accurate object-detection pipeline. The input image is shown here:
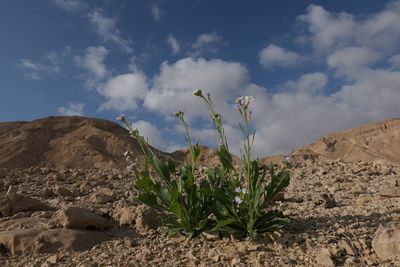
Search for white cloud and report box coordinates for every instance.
[192,32,223,56]
[58,103,85,116]
[282,72,328,94]
[17,48,71,80]
[258,44,304,69]
[88,10,132,53]
[52,0,87,11]
[388,54,400,69]
[166,34,180,54]
[327,46,381,78]
[144,57,248,120]
[298,2,400,54]
[90,3,400,157]
[150,4,165,21]
[99,73,149,111]
[75,46,109,88]
[131,120,181,152]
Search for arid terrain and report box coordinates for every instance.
[0,116,399,266]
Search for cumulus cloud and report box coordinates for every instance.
[327,46,382,78]
[298,2,400,54]
[258,44,304,69]
[99,73,149,111]
[58,103,85,116]
[192,32,223,56]
[89,10,132,53]
[150,4,165,21]
[166,34,180,54]
[131,120,180,151]
[144,57,249,120]
[92,2,400,157]
[281,72,328,94]
[75,46,109,88]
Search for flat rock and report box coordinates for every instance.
[0,194,49,217]
[0,227,110,255]
[372,224,400,260]
[50,206,110,230]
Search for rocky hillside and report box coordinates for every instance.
[262,118,400,166]
[0,116,148,169]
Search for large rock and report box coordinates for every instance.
[372,224,400,260]
[0,228,110,255]
[51,207,110,230]
[0,194,49,217]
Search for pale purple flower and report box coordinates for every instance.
[116,114,126,123]
[235,96,254,109]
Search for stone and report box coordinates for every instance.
[315,248,335,267]
[134,205,159,234]
[46,255,58,264]
[0,228,110,255]
[0,194,49,217]
[98,187,115,197]
[379,188,400,198]
[50,207,110,230]
[90,192,114,204]
[372,224,400,260]
[55,186,77,198]
[0,168,9,178]
[113,204,136,226]
[339,239,356,256]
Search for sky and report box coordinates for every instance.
[1,0,400,157]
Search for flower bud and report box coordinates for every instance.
[193,88,203,97]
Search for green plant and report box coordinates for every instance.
[117,114,213,237]
[193,91,291,240]
[118,89,290,240]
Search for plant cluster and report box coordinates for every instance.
[117,89,290,239]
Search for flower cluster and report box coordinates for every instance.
[235,96,254,110]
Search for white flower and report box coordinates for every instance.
[235,187,241,193]
[126,163,136,172]
[234,196,242,205]
[116,114,126,123]
[284,156,291,162]
[241,188,247,194]
[235,96,254,109]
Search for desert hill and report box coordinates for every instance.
[1,116,399,169]
[0,116,151,169]
[288,118,400,165]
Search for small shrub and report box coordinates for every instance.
[118,89,290,239]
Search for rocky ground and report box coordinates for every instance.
[0,158,399,266]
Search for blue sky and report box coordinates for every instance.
[1,0,400,156]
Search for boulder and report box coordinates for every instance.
[372,224,400,260]
[113,204,158,234]
[0,194,49,217]
[50,207,110,230]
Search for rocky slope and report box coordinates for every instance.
[289,118,400,165]
[0,159,399,266]
[0,116,155,169]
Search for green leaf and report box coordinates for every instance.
[265,165,290,202]
[212,218,235,231]
[216,145,234,172]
